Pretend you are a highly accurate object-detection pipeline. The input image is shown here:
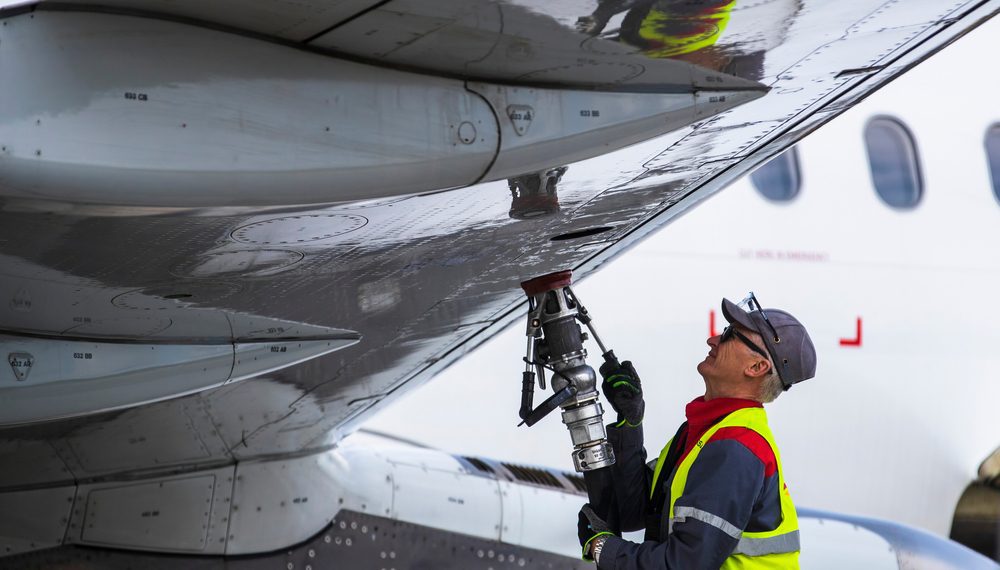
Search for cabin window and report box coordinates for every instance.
[986,124,1000,204]
[864,117,923,209]
[751,147,801,202]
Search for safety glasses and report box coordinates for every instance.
[720,325,769,359]
[736,292,780,345]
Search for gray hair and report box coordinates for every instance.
[759,368,784,403]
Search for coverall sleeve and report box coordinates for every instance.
[605,422,650,532]
[595,439,766,570]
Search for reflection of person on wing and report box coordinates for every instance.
[578,0,737,57]
[577,0,802,81]
[578,293,817,569]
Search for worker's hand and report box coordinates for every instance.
[599,359,645,427]
[578,504,615,562]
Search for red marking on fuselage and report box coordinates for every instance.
[840,317,862,347]
[709,309,719,337]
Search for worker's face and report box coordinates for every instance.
[697,324,767,385]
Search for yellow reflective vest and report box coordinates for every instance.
[650,407,801,569]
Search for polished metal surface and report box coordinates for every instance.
[0,333,359,425]
[0,8,761,207]
[0,0,996,500]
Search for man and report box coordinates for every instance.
[578,293,817,569]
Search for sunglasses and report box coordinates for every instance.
[720,325,769,359]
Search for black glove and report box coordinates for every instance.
[578,504,615,561]
[600,359,645,427]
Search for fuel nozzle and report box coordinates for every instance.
[518,270,615,472]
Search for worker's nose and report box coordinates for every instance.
[707,335,720,348]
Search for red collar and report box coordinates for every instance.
[684,396,761,445]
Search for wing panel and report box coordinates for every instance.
[317,6,474,59]
[79,475,218,550]
[38,0,381,40]
[391,463,503,541]
[32,0,761,93]
[309,0,760,91]
[0,486,76,556]
[0,439,71,487]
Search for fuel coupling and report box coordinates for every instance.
[518,270,616,472]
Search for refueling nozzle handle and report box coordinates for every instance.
[519,371,535,421]
[602,349,620,369]
[519,384,578,427]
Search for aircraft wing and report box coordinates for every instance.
[0,0,997,559]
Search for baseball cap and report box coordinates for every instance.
[721,295,817,389]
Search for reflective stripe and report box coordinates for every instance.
[669,508,800,555]
[734,530,801,556]
[671,506,742,539]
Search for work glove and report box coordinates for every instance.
[578,503,616,562]
[600,359,645,427]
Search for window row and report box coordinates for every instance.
[750,119,1000,208]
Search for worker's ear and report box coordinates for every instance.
[745,358,771,379]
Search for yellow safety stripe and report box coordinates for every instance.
[649,437,674,500]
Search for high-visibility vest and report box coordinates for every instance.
[650,407,800,569]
